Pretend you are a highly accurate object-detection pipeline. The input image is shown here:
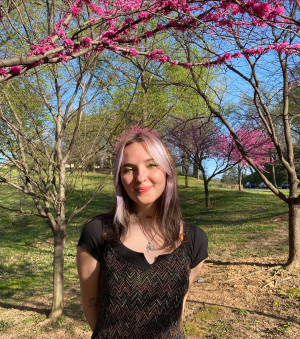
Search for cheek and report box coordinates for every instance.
[120,174,133,189]
[152,170,166,187]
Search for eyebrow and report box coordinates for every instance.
[121,158,155,167]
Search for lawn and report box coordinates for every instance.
[1,174,299,338]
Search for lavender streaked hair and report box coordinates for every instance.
[113,127,181,249]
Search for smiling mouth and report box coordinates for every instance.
[137,186,152,193]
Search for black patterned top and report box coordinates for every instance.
[78,216,208,339]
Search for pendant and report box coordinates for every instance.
[146,241,155,252]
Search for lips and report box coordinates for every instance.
[137,186,152,194]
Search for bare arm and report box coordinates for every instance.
[182,260,205,317]
[77,246,100,331]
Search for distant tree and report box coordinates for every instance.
[215,129,274,190]
[167,118,236,208]
[221,167,239,186]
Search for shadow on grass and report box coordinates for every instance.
[187,300,300,325]
[206,260,286,267]
[0,302,49,316]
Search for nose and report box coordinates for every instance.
[135,166,147,183]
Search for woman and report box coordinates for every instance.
[77,126,208,338]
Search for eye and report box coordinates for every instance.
[122,167,133,174]
[148,162,159,168]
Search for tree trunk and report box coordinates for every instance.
[203,178,211,208]
[238,162,243,191]
[286,200,300,270]
[185,172,188,187]
[193,162,198,179]
[49,228,66,319]
[181,155,189,188]
[272,164,277,188]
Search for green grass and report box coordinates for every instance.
[0,174,290,329]
[178,177,288,259]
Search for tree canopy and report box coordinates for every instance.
[0,1,299,81]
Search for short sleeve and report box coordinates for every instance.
[77,218,106,261]
[186,223,208,269]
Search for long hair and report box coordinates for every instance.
[113,128,182,249]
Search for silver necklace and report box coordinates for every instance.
[134,214,158,252]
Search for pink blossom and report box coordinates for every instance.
[215,128,274,171]
[273,6,285,16]
[81,37,92,47]
[88,3,107,18]
[182,63,192,69]
[147,49,169,63]
[156,24,165,31]
[0,68,8,77]
[89,16,97,24]
[144,30,153,38]
[55,52,68,63]
[64,39,74,49]
[138,11,150,21]
[56,30,66,38]
[70,5,79,17]
[9,66,22,75]
[275,42,290,53]
[234,52,243,58]
[124,17,134,25]
[121,48,139,57]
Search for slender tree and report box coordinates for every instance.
[0,57,115,318]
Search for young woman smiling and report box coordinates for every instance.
[77,126,208,339]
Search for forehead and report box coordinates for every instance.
[121,142,152,164]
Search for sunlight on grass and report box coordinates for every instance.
[0,174,289,304]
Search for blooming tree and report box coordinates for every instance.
[167,118,237,208]
[0,0,299,82]
[168,120,274,207]
[215,128,275,190]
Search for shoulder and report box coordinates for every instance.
[184,222,208,269]
[77,214,114,261]
[186,223,208,242]
[84,214,113,232]
[81,215,112,239]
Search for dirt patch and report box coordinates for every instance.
[185,256,299,338]
[1,220,299,338]
[184,216,300,338]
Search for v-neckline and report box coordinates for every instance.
[111,240,184,267]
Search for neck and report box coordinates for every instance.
[134,204,158,218]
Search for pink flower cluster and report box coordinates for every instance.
[0,68,8,77]
[202,42,300,68]
[215,128,274,171]
[55,52,68,63]
[0,0,298,78]
[9,66,22,75]
[28,39,57,57]
[121,47,139,56]
[81,37,93,47]
[147,49,170,63]
[64,39,74,49]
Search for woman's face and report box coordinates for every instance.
[120,142,166,214]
